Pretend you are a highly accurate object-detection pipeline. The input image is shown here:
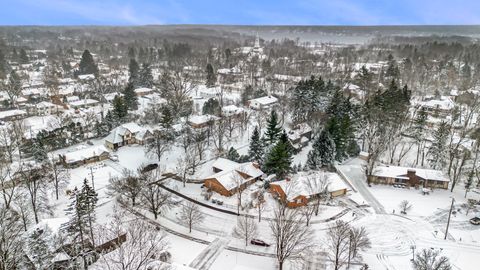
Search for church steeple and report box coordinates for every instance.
[254,32,260,48]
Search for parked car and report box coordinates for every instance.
[141,163,158,173]
[250,239,270,247]
[470,217,480,225]
[211,198,224,205]
[109,154,119,162]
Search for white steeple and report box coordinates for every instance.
[254,32,260,48]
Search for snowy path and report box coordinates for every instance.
[337,163,386,214]
[189,238,230,270]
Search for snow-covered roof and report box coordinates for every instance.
[212,158,240,172]
[69,99,99,108]
[35,101,56,109]
[372,165,449,182]
[206,158,263,191]
[222,104,244,116]
[271,171,348,201]
[77,74,95,80]
[23,115,62,139]
[418,96,455,111]
[63,145,110,164]
[134,87,154,94]
[0,109,27,120]
[286,123,312,142]
[249,95,278,105]
[105,122,146,144]
[188,114,220,126]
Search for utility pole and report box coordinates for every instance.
[89,166,95,190]
[444,197,455,240]
[410,245,416,261]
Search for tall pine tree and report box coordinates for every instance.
[307,129,336,169]
[263,130,292,179]
[427,121,450,169]
[139,63,154,88]
[206,63,216,87]
[249,126,264,164]
[123,82,138,110]
[78,50,98,76]
[264,110,282,146]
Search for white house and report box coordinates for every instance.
[248,96,278,110]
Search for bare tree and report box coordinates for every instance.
[233,213,258,246]
[232,169,248,215]
[47,154,69,200]
[0,160,17,209]
[140,169,172,220]
[12,190,31,231]
[300,204,316,227]
[347,227,371,268]
[305,174,329,216]
[145,130,172,162]
[269,205,314,270]
[94,208,169,270]
[159,71,196,118]
[20,163,48,224]
[412,249,452,270]
[212,117,226,152]
[108,169,142,206]
[399,200,412,214]
[253,190,266,222]
[0,207,26,270]
[192,130,208,161]
[326,220,351,270]
[178,201,205,233]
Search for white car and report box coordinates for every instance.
[110,154,119,162]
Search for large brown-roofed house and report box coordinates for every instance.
[203,158,264,196]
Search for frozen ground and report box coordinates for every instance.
[338,158,480,270]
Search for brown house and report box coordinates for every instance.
[60,145,110,168]
[269,172,348,208]
[203,158,263,196]
[369,165,449,189]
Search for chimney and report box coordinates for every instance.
[407,169,417,186]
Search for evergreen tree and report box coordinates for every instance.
[202,98,220,116]
[206,63,216,87]
[78,50,98,76]
[263,132,292,179]
[428,121,450,169]
[325,90,357,161]
[264,110,282,145]
[139,63,154,88]
[226,147,240,162]
[413,107,428,164]
[123,82,138,110]
[27,228,54,270]
[19,49,29,64]
[385,54,399,79]
[112,95,128,120]
[9,69,22,92]
[160,106,174,129]
[248,126,264,164]
[290,76,332,124]
[128,58,140,86]
[0,49,9,79]
[307,129,336,169]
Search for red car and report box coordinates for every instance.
[250,239,270,247]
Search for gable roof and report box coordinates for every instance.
[105,122,146,144]
[372,165,448,182]
[270,172,347,201]
[63,145,110,164]
[206,159,263,191]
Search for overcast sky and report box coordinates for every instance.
[1,0,480,25]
